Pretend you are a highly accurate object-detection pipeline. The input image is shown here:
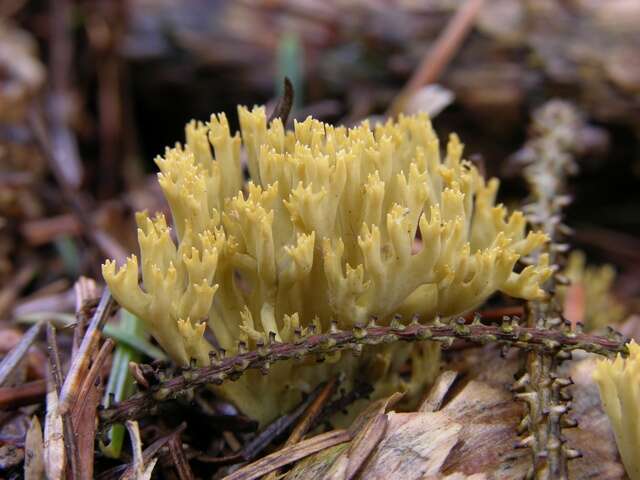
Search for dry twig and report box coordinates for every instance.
[100,316,627,428]
[387,0,485,116]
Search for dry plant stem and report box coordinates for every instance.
[99,318,627,428]
[516,101,585,479]
[73,277,101,356]
[46,323,80,480]
[125,420,147,479]
[387,0,485,116]
[419,370,459,413]
[58,288,114,414]
[87,0,128,198]
[200,386,324,466]
[167,432,195,480]
[238,381,331,463]
[44,325,65,480]
[48,0,81,187]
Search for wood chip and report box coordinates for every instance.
[44,370,65,480]
[24,415,44,480]
[419,370,459,412]
[222,430,351,480]
[357,412,462,478]
[326,412,388,480]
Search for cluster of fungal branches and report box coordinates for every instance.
[95,99,629,479]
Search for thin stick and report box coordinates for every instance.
[0,380,47,409]
[99,317,628,428]
[0,320,44,386]
[287,377,337,446]
[387,0,485,116]
[264,377,338,480]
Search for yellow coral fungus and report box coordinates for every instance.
[558,251,625,331]
[103,107,550,424]
[594,342,640,480]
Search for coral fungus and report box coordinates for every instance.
[594,341,640,480]
[103,107,550,424]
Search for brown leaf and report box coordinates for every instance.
[72,376,105,480]
[438,379,527,478]
[434,347,623,478]
[286,346,625,479]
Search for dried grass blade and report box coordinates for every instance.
[0,320,43,386]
